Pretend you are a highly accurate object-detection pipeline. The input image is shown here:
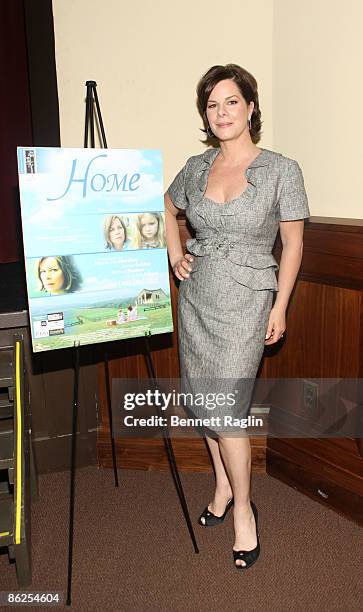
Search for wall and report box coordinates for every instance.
[273,0,363,218]
[53,0,363,219]
[52,0,273,188]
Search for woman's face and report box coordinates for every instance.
[39,257,65,294]
[140,214,158,240]
[206,79,253,143]
[109,218,125,249]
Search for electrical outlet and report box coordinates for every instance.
[303,380,318,411]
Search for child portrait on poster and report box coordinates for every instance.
[132,212,166,249]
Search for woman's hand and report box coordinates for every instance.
[173,254,194,281]
[264,304,286,345]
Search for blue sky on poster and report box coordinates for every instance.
[19,148,163,206]
[18,147,165,258]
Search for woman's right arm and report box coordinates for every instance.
[164,192,194,281]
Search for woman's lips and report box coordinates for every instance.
[216,123,232,127]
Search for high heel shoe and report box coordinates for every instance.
[198,498,234,527]
[232,500,260,570]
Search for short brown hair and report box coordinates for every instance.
[196,64,262,144]
[37,256,82,293]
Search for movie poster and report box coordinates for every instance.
[17,147,173,352]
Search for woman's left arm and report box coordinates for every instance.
[264,219,305,345]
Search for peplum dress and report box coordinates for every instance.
[167,148,310,433]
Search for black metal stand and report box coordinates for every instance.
[84,80,118,487]
[66,342,80,606]
[66,79,199,606]
[144,332,199,553]
[84,80,107,148]
[104,352,119,487]
[66,82,116,608]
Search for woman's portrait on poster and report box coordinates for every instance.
[37,255,82,295]
[104,214,130,251]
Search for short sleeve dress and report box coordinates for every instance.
[168,148,310,433]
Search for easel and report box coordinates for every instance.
[66,81,198,606]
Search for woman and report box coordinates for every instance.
[37,255,82,294]
[164,64,310,570]
[104,215,129,250]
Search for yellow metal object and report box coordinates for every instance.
[15,341,22,545]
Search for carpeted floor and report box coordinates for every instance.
[0,466,362,611]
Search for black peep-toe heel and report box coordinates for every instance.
[198,498,234,527]
[232,500,260,570]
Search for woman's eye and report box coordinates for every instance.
[207,104,216,109]
[228,100,238,104]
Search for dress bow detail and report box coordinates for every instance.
[186,234,279,292]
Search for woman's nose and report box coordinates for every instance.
[217,105,227,117]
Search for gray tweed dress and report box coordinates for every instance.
[168,148,310,433]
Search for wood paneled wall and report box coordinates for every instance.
[265,218,363,525]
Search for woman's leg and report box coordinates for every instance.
[218,435,257,567]
[205,435,233,515]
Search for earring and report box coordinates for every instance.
[248,117,252,131]
[206,125,214,138]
